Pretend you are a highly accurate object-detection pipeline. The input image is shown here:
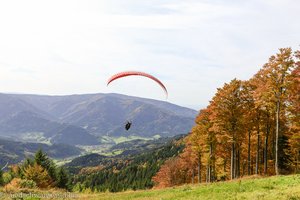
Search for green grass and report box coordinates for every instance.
[102,149,124,156]
[1,175,299,200]
[80,174,300,200]
[111,135,155,144]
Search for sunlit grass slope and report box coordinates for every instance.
[0,174,299,199]
[81,174,300,200]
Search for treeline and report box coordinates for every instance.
[153,48,299,188]
[71,138,184,192]
[0,149,70,191]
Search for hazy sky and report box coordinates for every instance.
[0,0,299,110]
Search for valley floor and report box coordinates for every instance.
[0,174,299,200]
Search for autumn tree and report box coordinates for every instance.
[210,79,246,179]
[254,48,295,174]
[152,157,181,188]
[239,80,256,175]
[251,70,273,175]
[287,51,300,172]
[23,163,52,188]
[34,149,57,181]
[188,128,204,183]
[189,107,216,183]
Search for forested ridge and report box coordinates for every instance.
[153,48,300,188]
[70,136,185,192]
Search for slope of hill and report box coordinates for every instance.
[1,174,297,200]
[77,175,300,200]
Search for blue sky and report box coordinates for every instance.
[0,0,299,110]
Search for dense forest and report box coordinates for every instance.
[70,136,184,192]
[153,48,300,188]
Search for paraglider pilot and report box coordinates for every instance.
[125,121,132,131]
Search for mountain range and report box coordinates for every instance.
[0,93,197,145]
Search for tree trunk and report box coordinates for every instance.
[272,131,275,160]
[248,129,251,175]
[296,152,299,173]
[206,166,209,183]
[236,147,240,178]
[251,158,254,175]
[212,165,215,182]
[242,160,246,177]
[209,165,212,182]
[231,142,235,179]
[192,168,194,184]
[264,134,269,175]
[256,125,260,175]
[198,154,201,183]
[262,147,265,164]
[209,142,212,182]
[275,100,280,175]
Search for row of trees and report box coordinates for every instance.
[153,48,299,187]
[1,150,70,190]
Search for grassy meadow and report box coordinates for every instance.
[1,174,299,200]
[82,174,300,200]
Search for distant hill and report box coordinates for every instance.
[0,138,82,166]
[0,93,197,145]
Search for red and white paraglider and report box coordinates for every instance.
[107,71,168,131]
[107,71,168,98]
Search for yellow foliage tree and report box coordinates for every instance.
[23,163,53,188]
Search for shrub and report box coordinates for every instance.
[23,163,53,188]
[19,179,37,189]
[4,178,21,192]
[2,172,13,185]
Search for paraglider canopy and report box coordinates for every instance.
[107,71,168,98]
